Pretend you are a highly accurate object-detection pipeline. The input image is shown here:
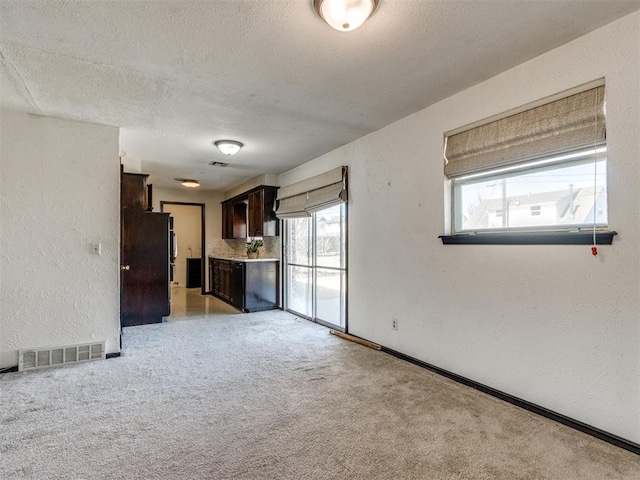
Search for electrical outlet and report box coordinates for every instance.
[392,318,398,330]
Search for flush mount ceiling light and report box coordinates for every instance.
[313,0,379,32]
[180,179,200,188]
[214,140,244,156]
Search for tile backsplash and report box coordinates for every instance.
[208,236,281,259]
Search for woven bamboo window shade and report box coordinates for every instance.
[275,166,348,219]
[444,84,605,178]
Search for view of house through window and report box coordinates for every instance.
[285,204,347,330]
[453,148,607,233]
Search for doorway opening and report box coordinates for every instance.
[160,202,206,296]
[284,204,347,332]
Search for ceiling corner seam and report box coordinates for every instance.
[0,46,43,115]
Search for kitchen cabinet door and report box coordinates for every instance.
[220,260,231,300]
[230,262,245,310]
[212,258,219,296]
[232,202,247,238]
[248,187,278,237]
[222,201,234,239]
[222,200,247,239]
[248,190,263,237]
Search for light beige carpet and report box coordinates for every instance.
[1,309,639,479]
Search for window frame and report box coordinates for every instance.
[283,203,348,331]
[441,81,616,245]
[443,148,616,245]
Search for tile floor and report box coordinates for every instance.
[167,286,240,321]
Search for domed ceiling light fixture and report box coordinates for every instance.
[313,0,379,32]
[180,179,200,188]
[214,140,244,156]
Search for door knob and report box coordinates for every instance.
[120,265,130,271]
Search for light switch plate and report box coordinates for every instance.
[91,243,101,255]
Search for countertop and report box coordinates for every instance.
[208,255,279,263]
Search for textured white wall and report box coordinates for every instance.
[279,13,640,443]
[0,110,121,368]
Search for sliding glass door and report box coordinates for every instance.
[285,204,347,331]
[286,216,313,317]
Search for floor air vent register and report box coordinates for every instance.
[18,342,105,371]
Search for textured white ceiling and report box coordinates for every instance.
[1,0,638,191]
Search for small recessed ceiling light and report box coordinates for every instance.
[180,179,200,188]
[313,0,379,32]
[214,140,243,156]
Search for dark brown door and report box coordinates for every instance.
[121,213,170,326]
[120,173,170,327]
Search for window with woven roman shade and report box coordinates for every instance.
[441,81,616,245]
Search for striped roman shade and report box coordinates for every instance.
[444,84,605,178]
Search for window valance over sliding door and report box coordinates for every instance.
[276,166,348,219]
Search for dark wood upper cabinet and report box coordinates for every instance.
[248,186,278,237]
[248,190,262,237]
[233,202,248,238]
[222,199,248,239]
[121,172,149,213]
[222,186,279,238]
[222,201,233,239]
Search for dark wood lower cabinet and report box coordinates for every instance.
[230,262,244,309]
[209,258,278,312]
[186,257,202,289]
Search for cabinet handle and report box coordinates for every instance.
[120,265,131,271]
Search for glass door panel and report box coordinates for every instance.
[287,265,312,317]
[315,269,345,329]
[315,204,342,268]
[287,216,312,266]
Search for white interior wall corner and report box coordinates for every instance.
[0,110,121,368]
[277,11,640,443]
